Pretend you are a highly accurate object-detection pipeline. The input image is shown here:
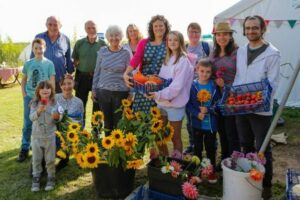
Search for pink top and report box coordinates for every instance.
[129,38,148,69]
[154,55,194,108]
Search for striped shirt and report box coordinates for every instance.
[92,46,131,92]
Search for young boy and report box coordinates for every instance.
[17,38,56,162]
[186,59,220,175]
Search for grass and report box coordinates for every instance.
[0,83,298,200]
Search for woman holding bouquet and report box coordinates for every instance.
[210,22,240,164]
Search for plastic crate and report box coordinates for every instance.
[286,168,300,200]
[218,79,272,116]
[133,77,172,95]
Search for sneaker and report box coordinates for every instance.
[183,146,194,155]
[17,150,29,162]
[207,173,218,184]
[31,177,40,192]
[262,187,272,200]
[45,177,55,191]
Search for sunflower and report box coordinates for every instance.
[197,89,211,103]
[72,144,79,155]
[75,153,86,168]
[56,149,67,159]
[127,159,144,169]
[124,146,134,156]
[124,107,134,120]
[135,112,142,121]
[84,152,100,169]
[111,129,124,141]
[115,138,125,148]
[68,122,81,131]
[125,132,138,148]
[91,111,104,125]
[122,99,132,107]
[150,107,161,119]
[55,130,62,138]
[151,119,163,133]
[156,123,174,146]
[81,129,91,139]
[61,142,68,151]
[86,142,99,154]
[102,136,115,150]
[67,130,79,143]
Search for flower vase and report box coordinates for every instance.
[92,163,135,198]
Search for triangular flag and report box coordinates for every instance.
[264,20,270,26]
[274,20,283,28]
[288,20,297,28]
[229,18,236,26]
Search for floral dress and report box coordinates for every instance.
[132,41,166,113]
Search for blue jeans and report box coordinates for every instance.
[21,95,33,151]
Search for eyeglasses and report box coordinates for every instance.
[188,31,200,34]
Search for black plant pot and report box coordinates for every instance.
[92,164,135,198]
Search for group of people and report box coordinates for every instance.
[17,14,279,199]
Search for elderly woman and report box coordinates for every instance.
[92,25,131,133]
[123,24,143,55]
[123,15,171,114]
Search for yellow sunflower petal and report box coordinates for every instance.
[86,142,99,154]
[68,122,81,131]
[102,136,115,150]
[122,99,132,107]
[150,107,161,118]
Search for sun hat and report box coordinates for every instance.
[212,22,235,34]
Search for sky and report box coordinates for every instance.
[0,0,240,42]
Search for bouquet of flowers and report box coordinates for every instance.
[56,99,174,170]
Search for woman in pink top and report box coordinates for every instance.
[147,31,194,158]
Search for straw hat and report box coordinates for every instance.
[212,22,235,34]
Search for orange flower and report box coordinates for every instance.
[197,89,211,103]
[249,169,263,181]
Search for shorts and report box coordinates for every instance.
[158,105,185,121]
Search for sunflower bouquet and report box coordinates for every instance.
[56,99,175,170]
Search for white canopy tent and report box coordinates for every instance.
[214,0,300,107]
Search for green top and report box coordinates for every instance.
[72,37,106,72]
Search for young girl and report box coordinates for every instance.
[186,59,220,172]
[30,80,62,192]
[148,31,194,158]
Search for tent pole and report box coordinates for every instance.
[259,60,300,154]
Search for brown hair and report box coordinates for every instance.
[126,24,143,43]
[32,38,46,48]
[60,74,74,86]
[147,15,171,42]
[196,58,213,69]
[164,31,187,65]
[213,32,238,57]
[243,15,267,36]
[187,22,201,33]
[34,80,55,105]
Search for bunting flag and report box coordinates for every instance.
[264,20,270,26]
[229,18,236,26]
[288,20,297,28]
[274,20,283,28]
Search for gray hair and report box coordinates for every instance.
[85,20,97,29]
[105,25,123,40]
[46,16,62,28]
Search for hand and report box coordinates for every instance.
[215,78,224,88]
[37,105,46,115]
[144,92,156,99]
[198,112,205,120]
[52,112,60,120]
[199,106,208,114]
[123,73,133,88]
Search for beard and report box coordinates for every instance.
[246,34,263,42]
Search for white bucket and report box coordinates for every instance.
[221,158,265,200]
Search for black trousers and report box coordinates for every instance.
[75,70,99,126]
[235,114,273,187]
[96,89,129,135]
[193,128,216,168]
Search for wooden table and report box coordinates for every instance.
[0,67,23,88]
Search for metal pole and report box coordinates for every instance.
[259,60,300,153]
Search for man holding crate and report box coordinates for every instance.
[233,15,280,200]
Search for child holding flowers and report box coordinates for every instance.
[29,81,62,192]
[147,31,194,158]
[186,59,220,173]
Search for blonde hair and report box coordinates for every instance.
[126,24,143,42]
[164,31,187,65]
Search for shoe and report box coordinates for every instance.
[207,173,218,184]
[31,176,40,192]
[183,146,194,155]
[17,150,29,162]
[262,187,272,200]
[45,177,55,191]
[56,156,69,172]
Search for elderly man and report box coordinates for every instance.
[72,20,106,126]
[31,16,74,93]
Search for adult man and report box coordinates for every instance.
[233,15,280,200]
[72,20,106,126]
[31,16,74,93]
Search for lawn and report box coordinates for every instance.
[0,83,299,200]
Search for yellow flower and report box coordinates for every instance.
[127,159,144,169]
[135,112,142,121]
[122,99,132,107]
[67,131,79,143]
[115,138,125,148]
[68,122,81,131]
[56,150,67,159]
[156,123,174,146]
[75,153,86,168]
[81,129,91,139]
[55,130,62,138]
[111,129,124,141]
[84,152,100,169]
[102,136,115,150]
[151,119,163,133]
[86,142,99,154]
[91,111,104,125]
[124,107,134,120]
[150,107,161,118]
[61,142,68,151]
[124,146,134,156]
[125,132,137,148]
[197,89,211,103]
[72,144,79,154]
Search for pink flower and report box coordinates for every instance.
[171,149,182,159]
[201,164,214,177]
[171,170,179,178]
[182,181,199,200]
[189,176,202,185]
[246,152,266,165]
[170,160,182,173]
[231,151,245,160]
